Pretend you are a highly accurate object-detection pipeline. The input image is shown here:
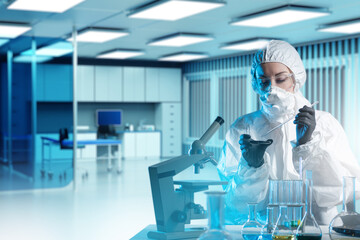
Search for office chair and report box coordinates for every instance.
[59,128,72,149]
[46,128,87,180]
[97,125,116,139]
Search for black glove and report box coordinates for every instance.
[239,134,273,168]
[293,105,316,146]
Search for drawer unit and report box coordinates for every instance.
[155,103,182,157]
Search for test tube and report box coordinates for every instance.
[269,180,278,205]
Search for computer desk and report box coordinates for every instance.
[41,137,122,179]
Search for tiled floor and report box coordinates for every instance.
[0,157,221,240]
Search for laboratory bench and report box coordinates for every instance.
[130,225,331,240]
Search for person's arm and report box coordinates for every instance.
[217,125,270,223]
[292,111,360,208]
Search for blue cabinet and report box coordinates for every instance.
[37,64,73,102]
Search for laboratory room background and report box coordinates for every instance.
[1,0,360,240]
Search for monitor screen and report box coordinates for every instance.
[96,109,122,126]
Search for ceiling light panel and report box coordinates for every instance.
[0,23,31,38]
[128,0,225,21]
[221,38,271,51]
[7,0,85,13]
[97,49,144,59]
[231,5,330,28]
[159,52,208,61]
[318,19,360,34]
[68,28,129,43]
[149,33,213,47]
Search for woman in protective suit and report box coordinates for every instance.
[217,40,360,225]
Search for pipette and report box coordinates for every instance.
[262,101,319,137]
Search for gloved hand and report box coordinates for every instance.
[239,134,273,168]
[293,105,316,146]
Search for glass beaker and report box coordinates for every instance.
[296,171,322,240]
[272,206,294,240]
[241,203,262,240]
[329,176,360,240]
[198,191,232,240]
[260,207,275,240]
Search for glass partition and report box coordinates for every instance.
[0,36,75,190]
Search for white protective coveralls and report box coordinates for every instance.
[217,40,360,225]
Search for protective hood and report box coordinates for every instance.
[251,40,306,94]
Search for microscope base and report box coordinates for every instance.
[147,227,206,240]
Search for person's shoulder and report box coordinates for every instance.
[230,110,263,129]
[315,110,337,122]
[315,110,343,131]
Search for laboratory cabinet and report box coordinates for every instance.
[36,64,181,103]
[77,65,95,102]
[155,103,182,157]
[145,68,181,102]
[123,67,145,102]
[95,66,123,102]
[122,131,160,159]
[36,64,73,102]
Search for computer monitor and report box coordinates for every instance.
[96,109,122,126]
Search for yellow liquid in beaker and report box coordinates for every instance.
[272,235,294,240]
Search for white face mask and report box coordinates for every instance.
[260,86,296,120]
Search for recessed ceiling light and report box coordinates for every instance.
[67,27,129,43]
[22,42,73,57]
[0,39,9,47]
[7,0,85,13]
[0,22,31,38]
[148,33,213,47]
[230,5,330,28]
[221,38,272,51]
[128,0,225,21]
[13,55,53,63]
[317,18,360,34]
[96,49,144,59]
[159,52,208,62]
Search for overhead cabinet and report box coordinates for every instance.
[77,65,95,102]
[123,67,145,102]
[37,64,73,102]
[145,68,181,102]
[36,65,181,103]
[95,66,123,102]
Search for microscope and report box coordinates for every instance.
[147,117,227,240]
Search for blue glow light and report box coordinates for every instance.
[0,38,9,47]
[21,41,73,57]
[14,55,53,63]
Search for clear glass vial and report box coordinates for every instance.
[295,171,322,240]
[260,207,275,240]
[272,206,294,240]
[198,191,232,240]
[329,176,360,240]
[241,203,263,240]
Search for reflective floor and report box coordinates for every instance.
[0,157,221,240]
